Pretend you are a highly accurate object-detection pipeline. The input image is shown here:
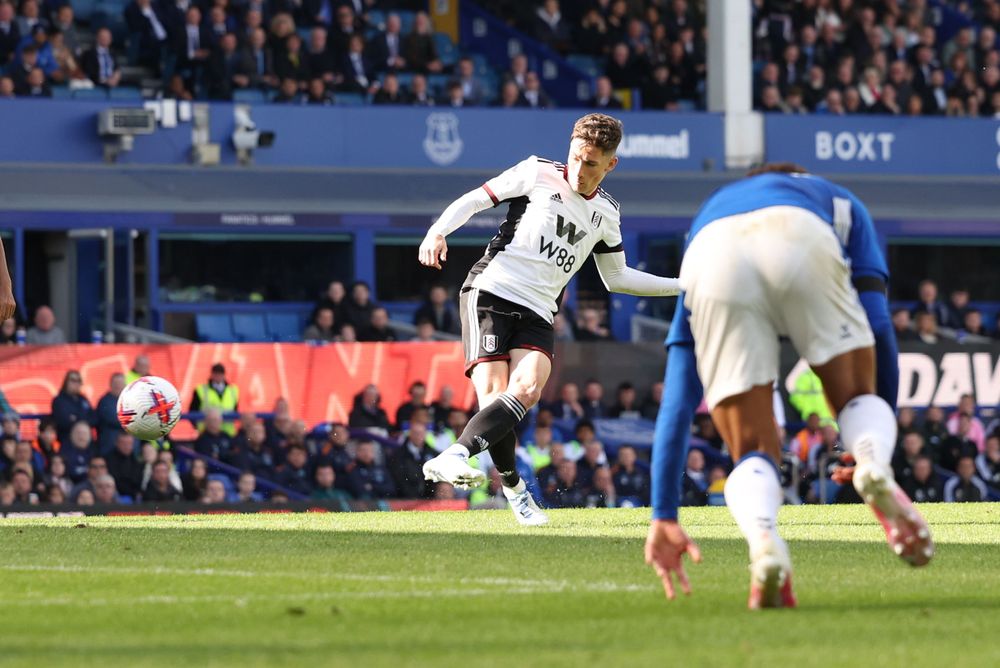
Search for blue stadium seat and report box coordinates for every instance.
[335,92,366,106]
[366,9,385,29]
[433,32,458,68]
[397,11,416,35]
[233,89,267,104]
[74,0,98,24]
[265,312,303,342]
[566,53,601,78]
[109,86,143,101]
[426,73,450,96]
[232,313,269,342]
[195,314,236,342]
[470,53,491,76]
[72,88,109,100]
[51,85,71,98]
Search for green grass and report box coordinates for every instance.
[0,505,998,667]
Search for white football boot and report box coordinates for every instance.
[747,532,797,610]
[504,487,549,526]
[422,451,487,490]
[853,461,934,567]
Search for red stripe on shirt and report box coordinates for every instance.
[482,183,499,206]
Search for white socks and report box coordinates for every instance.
[837,394,896,469]
[724,454,784,551]
[443,443,471,459]
[502,479,526,499]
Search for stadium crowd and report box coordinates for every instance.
[1,0,994,115]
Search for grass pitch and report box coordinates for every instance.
[0,504,998,667]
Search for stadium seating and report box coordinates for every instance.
[195,314,237,342]
[232,314,269,342]
[233,89,270,104]
[433,32,459,69]
[265,312,303,342]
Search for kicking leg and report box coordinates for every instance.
[812,347,933,566]
[712,384,796,609]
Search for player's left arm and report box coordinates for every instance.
[846,193,898,409]
[593,248,680,296]
[0,239,15,322]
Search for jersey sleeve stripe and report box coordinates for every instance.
[593,241,624,254]
[482,183,499,206]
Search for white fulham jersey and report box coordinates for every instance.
[463,155,624,323]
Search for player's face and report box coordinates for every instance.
[566,138,617,196]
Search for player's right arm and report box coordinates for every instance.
[418,157,538,270]
[646,298,704,599]
[0,239,14,321]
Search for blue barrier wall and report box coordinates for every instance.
[0,99,724,171]
[765,114,1000,175]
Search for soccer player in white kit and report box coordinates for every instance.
[417,114,680,525]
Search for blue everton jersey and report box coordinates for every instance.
[667,173,887,347]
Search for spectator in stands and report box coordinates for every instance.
[958,310,990,342]
[976,434,1000,487]
[0,2,19,67]
[96,372,126,456]
[344,280,375,331]
[30,418,59,470]
[51,370,94,445]
[531,0,570,53]
[408,72,434,105]
[207,32,252,99]
[912,279,949,324]
[589,75,623,109]
[348,384,391,432]
[174,6,211,89]
[576,7,609,57]
[11,439,41,482]
[81,27,121,88]
[329,4,358,57]
[388,419,435,498]
[307,77,335,105]
[15,0,42,39]
[305,26,336,82]
[44,482,64,504]
[44,454,71,498]
[93,473,120,504]
[311,463,351,504]
[1,411,17,439]
[494,79,527,107]
[245,27,277,90]
[892,308,918,342]
[143,459,182,502]
[124,0,170,72]
[303,307,338,342]
[190,363,239,435]
[62,420,95,484]
[340,33,372,93]
[611,445,649,504]
[947,394,986,452]
[346,439,395,499]
[892,430,926,483]
[680,448,707,506]
[546,382,583,422]
[413,285,459,335]
[273,76,302,103]
[403,11,441,74]
[575,440,607,491]
[790,413,823,467]
[0,316,15,343]
[609,382,641,419]
[231,419,276,477]
[521,70,553,108]
[553,312,574,342]
[944,455,988,502]
[640,382,663,420]
[313,280,346,326]
[504,53,528,89]
[274,32,310,86]
[372,71,407,104]
[394,381,427,429]
[575,308,612,341]
[11,468,37,505]
[544,458,586,508]
[360,307,397,342]
[18,64,48,96]
[643,63,680,110]
[235,471,261,502]
[441,79,466,107]
[898,454,942,504]
[314,423,352,481]
[586,465,616,508]
[914,311,941,345]
[942,413,980,472]
[107,431,141,499]
[52,5,76,56]
[194,408,234,461]
[580,379,606,420]
[368,12,405,73]
[201,477,227,504]
[0,76,11,97]
[276,443,312,496]
[412,318,436,341]
[26,304,65,344]
[451,56,485,105]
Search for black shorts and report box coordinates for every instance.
[459,288,554,376]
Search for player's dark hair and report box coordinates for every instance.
[746,162,809,177]
[571,113,623,153]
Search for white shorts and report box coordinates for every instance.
[679,206,875,409]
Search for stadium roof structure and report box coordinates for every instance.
[0,164,998,222]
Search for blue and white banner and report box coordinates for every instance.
[765,114,1000,175]
[0,99,724,171]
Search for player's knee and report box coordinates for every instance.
[508,380,542,409]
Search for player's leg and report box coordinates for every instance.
[811,348,933,566]
[681,212,796,608]
[492,348,551,525]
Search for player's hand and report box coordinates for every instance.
[418,234,448,270]
[645,519,701,600]
[0,283,15,322]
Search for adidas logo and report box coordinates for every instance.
[473,435,489,449]
[550,193,563,203]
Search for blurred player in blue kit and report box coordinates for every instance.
[645,163,933,608]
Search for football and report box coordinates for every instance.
[116,375,182,441]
